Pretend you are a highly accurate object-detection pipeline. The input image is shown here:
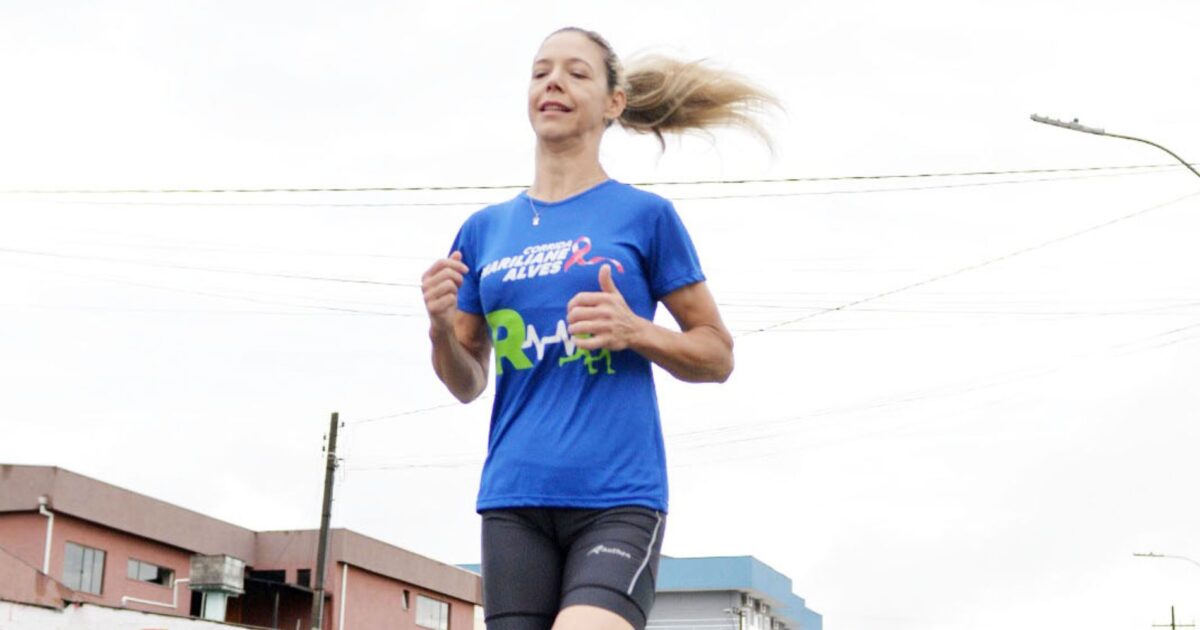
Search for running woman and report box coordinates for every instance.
[420,27,775,630]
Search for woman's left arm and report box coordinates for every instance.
[567,265,734,383]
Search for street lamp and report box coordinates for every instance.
[1135,552,1200,571]
[1030,114,1200,180]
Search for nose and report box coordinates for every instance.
[543,67,566,93]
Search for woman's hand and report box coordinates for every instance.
[421,251,491,402]
[566,264,649,352]
[570,265,733,383]
[422,251,469,333]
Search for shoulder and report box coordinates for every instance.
[460,194,524,231]
[604,181,676,218]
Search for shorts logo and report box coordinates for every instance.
[587,544,632,560]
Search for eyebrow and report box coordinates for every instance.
[532,57,595,70]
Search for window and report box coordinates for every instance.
[416,595,449,630]
[296,569,312,588]
[63,542,105,595]
[249,569,285,583]
[127,558,174,586]
[403,589,411,610]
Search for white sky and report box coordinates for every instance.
[2,2,1199,630]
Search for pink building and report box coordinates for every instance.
[0,464,481,630]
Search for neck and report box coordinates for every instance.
[530,135,608,202]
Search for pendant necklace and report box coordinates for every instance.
[528,196,542,228]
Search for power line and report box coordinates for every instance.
[0,162,1189,196]
[344,396,493,427]
[673,169,1168,201]
[4,167,1172,210]
[2,256,422,316]
[0,245,418,288]
[738,190,1200,336]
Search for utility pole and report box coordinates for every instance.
[1153,606,1196,630]
[310,412,340,630]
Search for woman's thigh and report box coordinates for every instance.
[557,507,667,630]
[481,509,563,630]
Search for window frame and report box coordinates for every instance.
[126,557,175,588]
[415,594,450,630]
[62,541,106,595]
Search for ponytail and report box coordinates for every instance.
[619,55,778,149]
[551,27,779,150]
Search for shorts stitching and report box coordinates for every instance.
[626,511,663,595]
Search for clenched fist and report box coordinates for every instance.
[421,251,469,333]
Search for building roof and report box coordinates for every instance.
[0,464,257,559]
[658,555,821,630]
[0,464,481,604]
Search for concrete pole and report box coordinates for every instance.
[311,412,340,630]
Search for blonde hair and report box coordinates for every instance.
[552,27,779,149]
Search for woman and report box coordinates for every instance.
[420,27,775,630]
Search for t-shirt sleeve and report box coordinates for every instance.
[449,216,484,315]
[648,200,706,300]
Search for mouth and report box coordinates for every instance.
[538,101,573,113]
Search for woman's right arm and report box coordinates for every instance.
[422,252,491,403]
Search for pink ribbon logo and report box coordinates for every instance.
[563,237,624,273]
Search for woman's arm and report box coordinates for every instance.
[567,265,733,383]
[429,311,491,402]
[423,252,492,402]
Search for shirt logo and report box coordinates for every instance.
[563,237,625,274]
[480,236,624,284]
[486,309,615,376]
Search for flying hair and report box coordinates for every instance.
[551,27,780,150]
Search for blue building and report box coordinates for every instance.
[461,555,821,630]
[650,556,821,630]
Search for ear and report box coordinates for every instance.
[605,87,627,123]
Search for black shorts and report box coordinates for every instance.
[480,506,666,630]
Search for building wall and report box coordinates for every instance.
[0,513,49,571]
[648,591,740,630]
[0,543,75,609]
[0,510,195,616]
[0,599,245,630]
[336,563,475,630]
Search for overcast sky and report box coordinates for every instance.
[3,2,1200,630]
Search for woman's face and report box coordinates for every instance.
[528,31,625,144]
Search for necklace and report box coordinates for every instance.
[527,194,541,226]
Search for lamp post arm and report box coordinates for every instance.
[1105,133,1200,180]
[1030,114,1200,180]
[1134,551,1200,571]
[1159,554,1200,571]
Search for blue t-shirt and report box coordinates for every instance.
[450,179,705,513]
